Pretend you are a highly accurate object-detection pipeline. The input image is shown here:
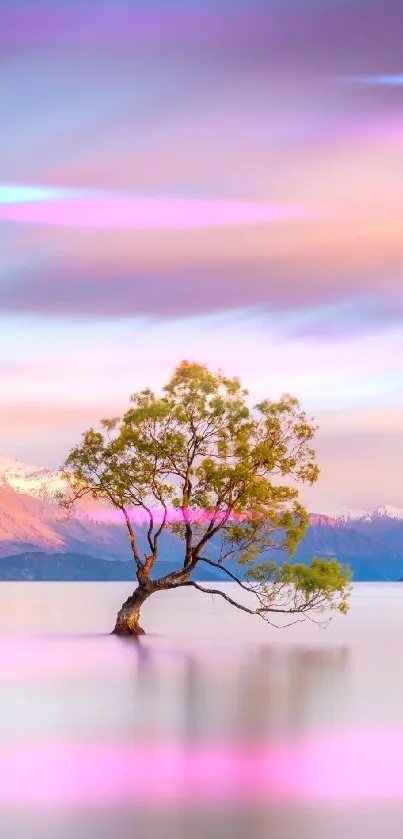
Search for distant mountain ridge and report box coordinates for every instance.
[0,453,403,581]
[0,552,223,582]
[307,505,403,524]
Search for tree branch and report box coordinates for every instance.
[191,498,234,559]
[174,580,257,615]
[198,556,256,594]
[172,581,310,627]
[121,506,143,569]
[152,496,168,558]
[146,509,155,554]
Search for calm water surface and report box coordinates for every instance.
[1,582,403,838]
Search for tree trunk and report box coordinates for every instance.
[112,585,152,635]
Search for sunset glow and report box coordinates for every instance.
[1,0,402,508]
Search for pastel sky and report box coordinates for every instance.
[0,0,402,510]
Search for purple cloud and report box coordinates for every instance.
[1,0,403,337]
[1,0,402,79]
[1,259,402,338]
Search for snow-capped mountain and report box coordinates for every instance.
[2,452,403,524]
[308,504,403,523]
[0,452,403,580]
[0,453,65,501]
[0,454,176,562]
[0,478,135,559]
[359,505,403,522]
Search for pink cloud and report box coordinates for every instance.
[0,194,306,230]
[0,404,104,434]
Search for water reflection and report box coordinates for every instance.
[121,641,351,743]
[1,584,403,838]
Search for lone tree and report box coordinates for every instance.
[61,361,351,634]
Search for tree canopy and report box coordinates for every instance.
[60,361,351,633]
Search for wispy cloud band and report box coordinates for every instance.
[0,186,307,229]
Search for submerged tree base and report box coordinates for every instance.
[111,619,146,636]
[111,587,150,635]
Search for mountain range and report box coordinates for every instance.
[1,453,403,581]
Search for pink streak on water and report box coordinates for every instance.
[1,732,403,805]
[0,196,306,229]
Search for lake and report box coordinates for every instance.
[1,582,403,838]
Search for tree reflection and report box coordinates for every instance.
[128,641,350,744]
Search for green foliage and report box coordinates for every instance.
[61,360,351,625]
[246,557,352,618]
